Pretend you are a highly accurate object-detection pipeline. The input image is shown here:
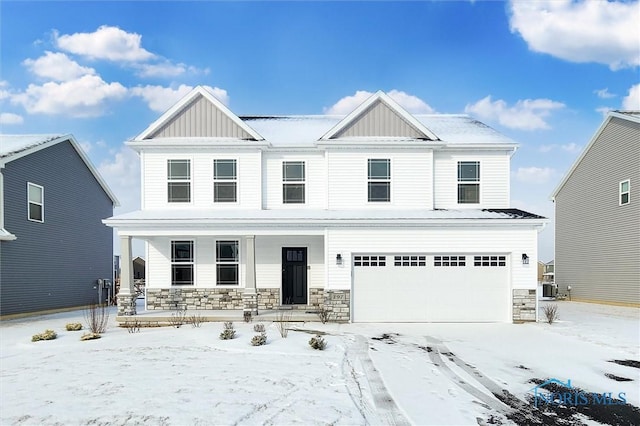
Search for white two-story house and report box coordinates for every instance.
[105,86,547,323]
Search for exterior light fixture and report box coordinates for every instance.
[336,253,343,265]
[522,253,529,265]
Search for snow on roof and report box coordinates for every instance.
[0,134,63,158]
[240,114,515,146]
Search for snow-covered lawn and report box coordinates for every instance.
[1,301,638,425]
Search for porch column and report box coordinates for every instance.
[118,235,137,316]
[242,235,258,315]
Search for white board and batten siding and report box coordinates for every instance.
[433,150,510,209]
[142,150,262,209]
[326,150,434,209]
[262,152,327,209]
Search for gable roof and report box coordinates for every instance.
[320,91,440,141]
[551,110,640,200]
[0,134,119,206]
[135,86,264,141]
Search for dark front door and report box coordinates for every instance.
[282,247,307,305]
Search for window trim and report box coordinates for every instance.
[620,179,630,206]
[171,240,194,286]
[167,159,191,204]
[216,240,240,286]
[282,161,306,204]
[368,158,391,203]
[213,159,238,203]
[27,182,44,223]
[457,161,480,204]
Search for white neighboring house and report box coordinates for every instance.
[104,87,547,323]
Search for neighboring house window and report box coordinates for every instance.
[216,240,239,285]
[171,241,194,285]
[27,182,44,222]
[368,159,390,202]
[214,159,237,203]
[167,159,191,203]
[283,161,305,204]
[620,180,630,205]
[458,161,480,204]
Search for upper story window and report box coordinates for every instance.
[216,240,239,285]
[167,159,191,203]
[27,182,44,222]
[283,161,305,204]
[171,240,194,285]
[214,159,237,203]
[620,179,630,205]
[368,159,390,202]
[458,161,480,204]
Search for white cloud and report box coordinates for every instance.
[465,96,565,130]
[509,0,640,70]
[622,84,640,110]
[0,81,11,100]
[130,84,229,113]
[135,62,187,78]
[54,25,155,62]
[11,75,127,117]
[98,145,141,215]
[593,88,616,99]
[538,142,581,154]
[23,51,95,82]
[324,90,434,115]
[514,166,557,184]
[0,113,24,125]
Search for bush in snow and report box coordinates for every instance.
[253,323,265,333]
[542,304,559,324]
[251,332,267,346]
[84,303,109,334]
[243,311,252,323]
[309,335,327,350]
[31,329,57,342]
[80,332,101,341]
[219,322,236,340]
[65,322,83,331]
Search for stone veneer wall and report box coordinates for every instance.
[257,288,279,310]
[324,289,350,322]
[117,294,137,316]
[512,289,536,322]
[309,288,324,309]
[146,288,244,310]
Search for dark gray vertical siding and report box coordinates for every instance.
[0,140,113,315]
[555,117,640,305]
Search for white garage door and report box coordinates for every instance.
[352,254,510,322]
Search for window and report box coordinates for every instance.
[458,161,480,204]
[171,241,194,285]
[620,180,630,205]
[368,159,390,202]
[216,240,239,285]
[214,159,237,203]
[474,255,506,267]
[434,256,466,267]
[167,160,191,203]
[394,255,426,267]
[354,255,386,267]
[27,182,44,222]
[283,161,305,204]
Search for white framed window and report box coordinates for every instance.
[167,159,191,203]
[394,255,426,267]
[434,256,466,267]
[368,159,390,202]
[216,240,239,285]
[214,159,237,203]
[27,182,44,222]
[458,161,480,204]
[171,241,194,285]
[283,161,305,204]
[354,255,386,267]
[474,255,506,267]
[620,179,630,205]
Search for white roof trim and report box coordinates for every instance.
[1,134,119,206]
[320,90,440,141]
[134,86,265,141]
[0,228,17,241]
[551,111,638,200]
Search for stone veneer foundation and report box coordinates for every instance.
[512,289,536,322]
[323,289,350,322]
[117,294,137,316]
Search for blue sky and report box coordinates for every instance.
[1,0,639,261]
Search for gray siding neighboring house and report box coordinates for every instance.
[552,111,640,306]
[0,135,119,317]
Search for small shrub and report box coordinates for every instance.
[243,311,252,323]
[189,314,204,328]
[80,332,101,341]
[309,334,327,350]
[31,329,57,342]
[65,322,83,331]
[275,310,291,338]
[317,307,331,324]
[251,332,267,346]
[220,322,236,340]
[253,323,265,333]
[84,303,109,334]
[169,306,187,328]
[542,304,559,324]
[124,320,141,334]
